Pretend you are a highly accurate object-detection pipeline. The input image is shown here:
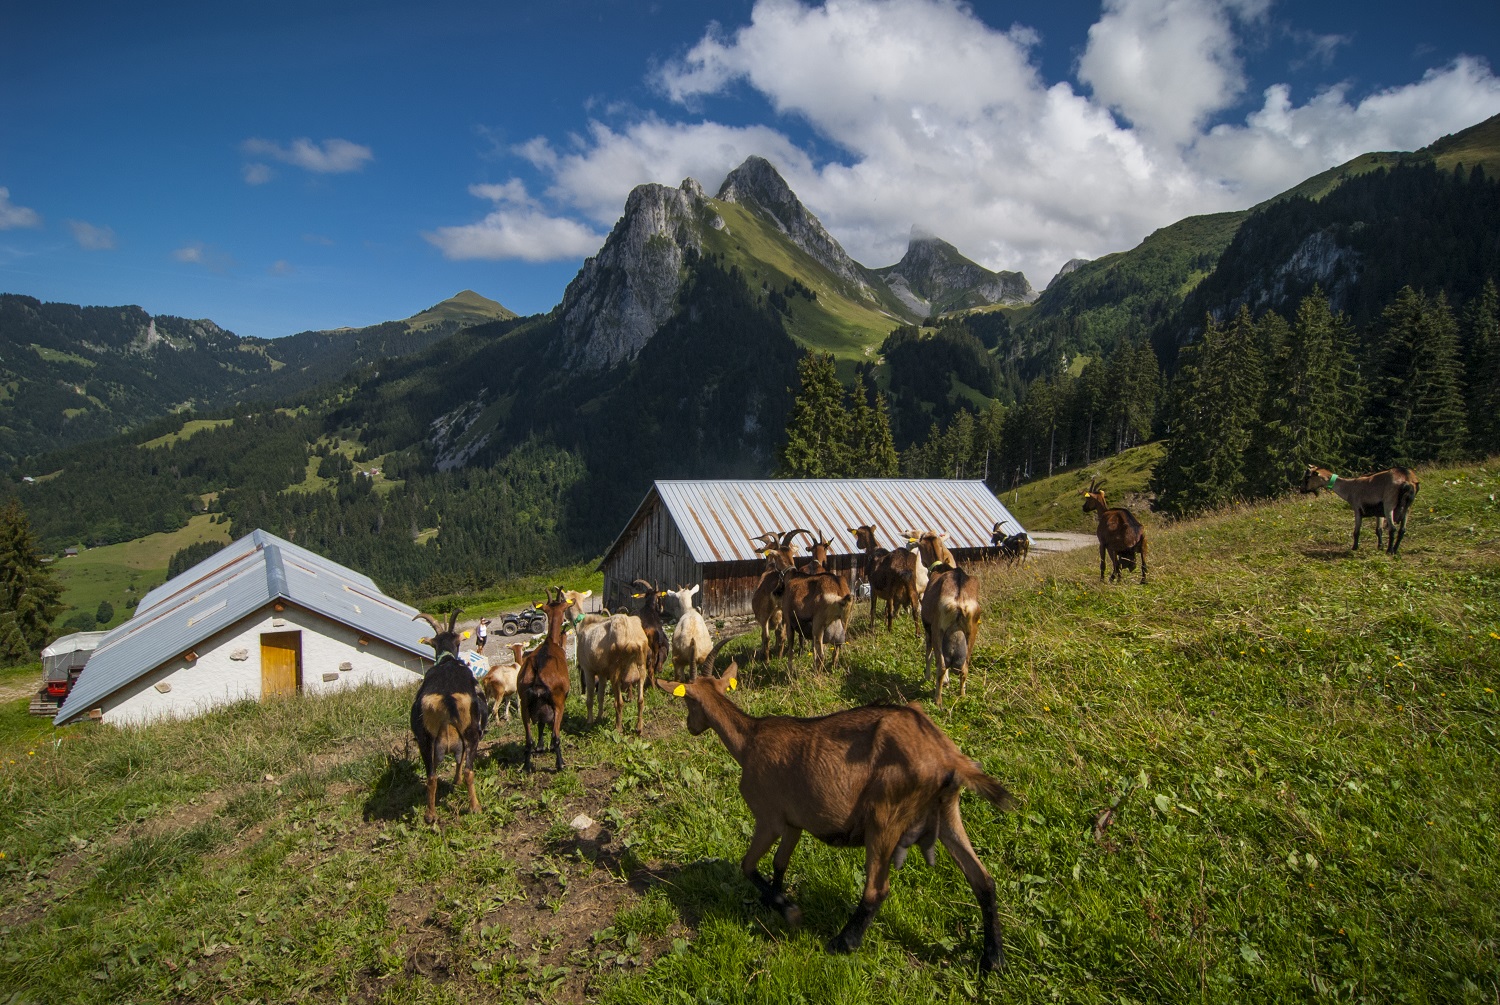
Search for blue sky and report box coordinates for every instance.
[2,0,1498,338]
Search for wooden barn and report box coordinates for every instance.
[599,479,1026,616]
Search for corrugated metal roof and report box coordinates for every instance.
[56,529,431,725]
[602,479,1026,566]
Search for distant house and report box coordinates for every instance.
[55,530,433,727]
[598,479,1026,616]
[63,547,78,558]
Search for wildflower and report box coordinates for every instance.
[1306,628,1313,633]
[1043,705,1052,712]
[1397,661,1405,666]
[1487,688,1495,693]
[1491,633,1499,640]
[27,751,33,757]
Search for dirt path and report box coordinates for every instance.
[1026,531,1099,553]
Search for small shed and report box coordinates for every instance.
[55,529,435,727]
[599,479,1026,616]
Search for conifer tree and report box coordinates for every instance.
[1260,291,1362,482]
[0,500,63,665]
[847,374,899,476]
[1461,279,1500,454]
[1371,287,1468,465]
[779,351,852,477]
[1152,307,1265,515]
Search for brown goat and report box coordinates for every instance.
[849,524,926,632]
[657,660,1015,973]
[1299,464,1420,555]
[628,579,670,685]
[921,565,982,707]
[1081,479,1147,583]
[517,587,572,772]
[915,530,956,571]
[410,609,488,824]
[779,560,853,676]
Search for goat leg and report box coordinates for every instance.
[464,745,480,816]
[828,835,898,955]
[552,716,564,772]
[1352,511,1362,551]
[742,821,801,925]
[937,799,1005,974]
[1098,542,1107,581]
[520,706,534,772]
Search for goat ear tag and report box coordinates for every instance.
[462,630,472,639]
[727,678,737,691]
[672,684,687,697]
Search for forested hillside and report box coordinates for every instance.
[0,291,516,467]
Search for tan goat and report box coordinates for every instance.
[920,565,982,707]
[1299,464,1420,555]
[576,612,651,733]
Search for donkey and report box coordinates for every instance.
[1299,464,1420,555]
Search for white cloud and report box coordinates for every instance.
[243,162,274,185]
[1077,0,1266,146]
[172,242,234,272]
[0,187,41,229]
[424,180,606,261]
[269,259,294,276]
[430,0,1500,284]
[66,220,116,250]
[240,137,374,174]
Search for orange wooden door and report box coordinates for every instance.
[260,632,302,697]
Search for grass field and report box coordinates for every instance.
[1001,442,1166,532]
[137,418,235,450]
[1,460,1496,1003]
[52,514,231,629]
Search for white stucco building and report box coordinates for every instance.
[55,530,433,727]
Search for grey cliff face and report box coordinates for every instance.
[716,156,879,303]
[557,178,718,372]
[880,232,1035,314]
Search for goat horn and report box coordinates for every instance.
[703,636,735,675]
[780,529,810,549]
[412,612,440,632]
[446,609,463,633]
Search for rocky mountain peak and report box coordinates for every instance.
[877,228,1035,316]
[556,177,720,372]
[716,157,878,303]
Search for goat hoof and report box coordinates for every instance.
[826,932,859,955]
[782,903,802,928]
[980,946,1006,974]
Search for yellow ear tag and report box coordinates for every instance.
[462,631,472,639]
[672,684,687,697]
[727,678,737,691]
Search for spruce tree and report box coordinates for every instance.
[1461,279,1500,454]
[1261,291,1361,483]
[1152,307,1264,515]
[1372,287,1468,465]
[846,375,899,477]
[779,351,852,477]
[0,500,63,665]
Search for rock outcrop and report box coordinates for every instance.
[556,178,719,372]
[716,156,880,304]
[877,229,1034,315]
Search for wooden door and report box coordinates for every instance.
[260,632,302,697]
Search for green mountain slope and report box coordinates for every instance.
[0,290,518,467]
[1016,113,1500,376]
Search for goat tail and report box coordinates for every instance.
[958,759,1018,812]
[1396,480,1417,518]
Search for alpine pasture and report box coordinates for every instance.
[1,461,1496,1004]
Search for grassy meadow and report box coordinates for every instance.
[1,460,1497,1003]
[51,514,231,631]
[1001,442,1165,532]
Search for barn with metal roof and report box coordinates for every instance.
[55,529,434,727]
[599,479,1025,616]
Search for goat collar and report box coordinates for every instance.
[1325,472,1339,489]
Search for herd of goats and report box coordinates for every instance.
[401,462,1420,974]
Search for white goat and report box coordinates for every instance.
[481,644,524,720]
[668,584,713,681]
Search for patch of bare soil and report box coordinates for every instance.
[371,760,681,1003]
